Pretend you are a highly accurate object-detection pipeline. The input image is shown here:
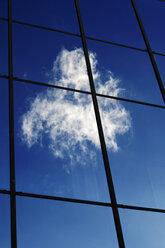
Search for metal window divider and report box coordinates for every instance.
[8,0,17,247]
[131,0,165,103]
[74,0,125,247]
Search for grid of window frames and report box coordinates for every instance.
[0,0,165,247]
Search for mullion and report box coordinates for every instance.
[8,0,17,247]
[131,0,165,103]
[74,0,125,247]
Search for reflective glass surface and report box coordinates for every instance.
[0,79,9,190]
[154,54,165,89]
[98,97,165,208]
[0,21,8,75]
[120,209,165,248]
[0,194,10,248]
[12,0,79,34]
[87,39,164,105]
[79,0,145,48]
[13,24,89,90]
[137,0,165,54]
[0,0,8,18]
[17,197,118,248]
[14,81,109,202]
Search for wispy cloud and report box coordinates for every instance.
[21,48,131,165]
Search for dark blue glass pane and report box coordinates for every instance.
[120,209,165,248]
[17,197,118,248]
[0,194,10,248]
[0,0,8,18]
[14,81,110,202]
[79,0,145,48]
[13,24,88,90]
[12,0,79,34]
[0,21,8,75]
[154,54,165,89]
[137,0,165,54]
[0,79,9,190]
[98,97,165,208]
[88,39,164,105]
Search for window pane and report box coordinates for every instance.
[0,79,9,190]
[12,0,79,34]
[136,0,165,54]
[13,24,89,91]
[87,39,164,105]
[14,81,109,202]
[17,196,118,248]
[154,54,165,89]
[0,194,10,248]
[0,0,8,18]
[120,209,165,248]
[79,0,145,48]
[98,97,165,208]
[0,21,8,75]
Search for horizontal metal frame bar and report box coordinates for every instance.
[0,189,10,194]
[1,17,165,57]
[1,190,165,214]
[0,17,8,21]
[10,76,165,109]
[97,93,165,109]
[118,204,165,213]
[12,19,81,38]
[0,75,165,108]
[16,192,111,207]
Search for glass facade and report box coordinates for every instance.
[0,0,165,247]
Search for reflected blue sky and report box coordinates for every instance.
[120,208,165,248]
[98,98,165,208]
[0,0,8,18]
[12,0,79,33]
[0,195,10,248]
[79,0,145,48]
[16,197,118,248]
[136,0,165,54]
[0,79,9,190]
[0,0,165,247]
[0,21,8,75]
[13,81,110,202]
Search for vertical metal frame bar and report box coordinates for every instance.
[131,0,165,103]
[74,0,125,247]
[8,0,17,247]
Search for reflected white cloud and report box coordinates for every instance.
[21,48,131,164]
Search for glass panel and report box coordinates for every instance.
[0,79,9,190]
[98,97,165,208]
[154,54,165,89]
[136,0,165,54]
[0,21,8,75]
[0,0,8,18]
[79,0,145,48]
[12,0,79,34]
[87,39,164,105]
[13,24,89,91]
[14,81,109,202]
[17,196,118,248]
[120,209,165,248]
[0,194,10,248]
